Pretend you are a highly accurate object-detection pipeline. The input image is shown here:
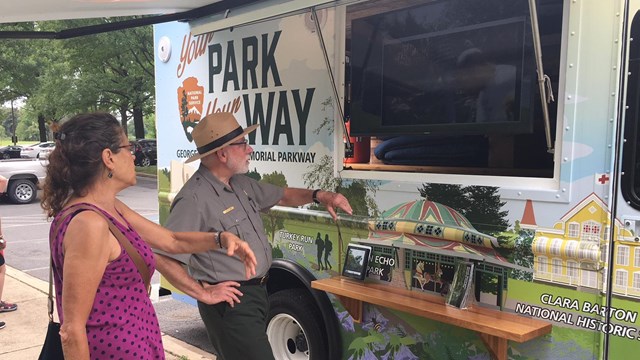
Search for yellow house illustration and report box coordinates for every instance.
[532,193,640,298]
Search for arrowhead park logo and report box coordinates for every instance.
[177,77,204,142]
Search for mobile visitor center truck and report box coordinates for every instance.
[152,0,640,359]
[2,0,639,359]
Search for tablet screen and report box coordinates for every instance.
[342,244,372,280]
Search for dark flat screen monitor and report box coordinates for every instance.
[349,3,535,136]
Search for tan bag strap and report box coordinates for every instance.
[49,204,151,308]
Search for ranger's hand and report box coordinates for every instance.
[220,231,257,279]
[317,191,353,220]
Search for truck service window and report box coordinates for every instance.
[344,0,563,178]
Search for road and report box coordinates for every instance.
[1,175,160,282]
[0,175,215,355]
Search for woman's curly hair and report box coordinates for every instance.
[41,112,125,218]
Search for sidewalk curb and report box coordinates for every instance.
[6,265,48,293]
[5,266,215,360]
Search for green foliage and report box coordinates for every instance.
[337,181,369,217]
[0,106,13,138]
[272,245,283,259]
[143,113,156,138]
[260,171,287,242]
[313,97,335,135]
[303,154,380,217]
[0,23,46,102]
[0,18,155,140]
[246,168,261,181]
[0,106,40,142]
[261,171,287,187]
[135,165,157,176]
[128,113,156,139]
[418,183,509,235]
[510,229,535,281]
[15,110,40,141]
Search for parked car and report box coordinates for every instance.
[21,141,55,159]
[0,146,22,159]
[39,145,55,159]
[132,139,157,167]
[0,158,47,204]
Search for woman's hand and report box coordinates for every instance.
[219,231,257,279]
[198,281,244,307]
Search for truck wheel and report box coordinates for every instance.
[8,179,36,204]
[141,156,151,167]
[267,289,327,360]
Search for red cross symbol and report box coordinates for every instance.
[597,174,610,184]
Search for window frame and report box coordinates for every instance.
[617,245,630,266]
[336,0,569,198]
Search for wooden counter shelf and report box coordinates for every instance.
[311,276,552,360]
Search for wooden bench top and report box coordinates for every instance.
[311,276,552,360]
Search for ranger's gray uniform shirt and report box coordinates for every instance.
[158,165,283,283]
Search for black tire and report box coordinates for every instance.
[7,179,36,204]
[267,289,328,360]
[2,153,9,159]
[140,156,151,167]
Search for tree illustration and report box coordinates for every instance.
[338,182,369,217]
[418,183,508,236]
[246,168,261,181]
[260,171,287,242]
[181,89,188,122]
[510,229,535,281]
[418,183,468,211]
[464,186,508,235]
[304,155,379,217]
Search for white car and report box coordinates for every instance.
[39,145,55,159]
[21,142,55,159]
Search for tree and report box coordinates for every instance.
[0,106,12,139]
[14,107,40,141]
[127,113,157,139]
[0,18,155,140]
[56,18,154,138]
[0,23,53,142]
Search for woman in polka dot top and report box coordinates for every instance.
[40,113,257,359]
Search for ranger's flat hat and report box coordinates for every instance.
[186,112,259,163]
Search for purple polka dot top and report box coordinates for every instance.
[50,203,164,360]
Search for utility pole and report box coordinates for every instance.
[10,99,17,145]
